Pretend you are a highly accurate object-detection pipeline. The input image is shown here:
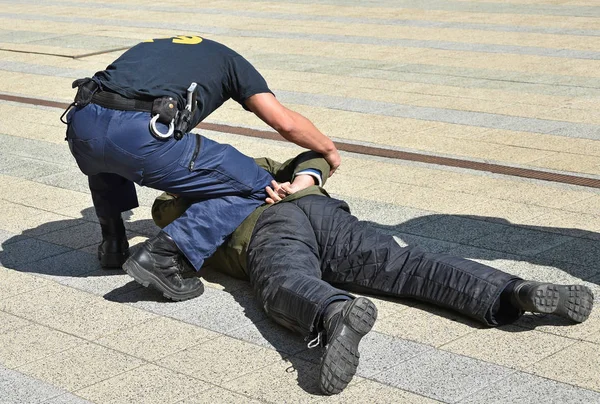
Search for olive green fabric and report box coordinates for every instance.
[151,151,331,279]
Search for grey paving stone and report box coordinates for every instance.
[20,216,86,238]
[14,249,102,281]
[469,226,573,256]
[0,157,70,181]
[334,195,437,228]
[402,215,506,245]
[371,349,514,403]
[227,318,309,356]
[458,371,600,404]
[534,238,600,274]
[501,260,599,287]
[36,171,91,195]
[114,285,267,333]
[0,365,72,404]
[0,134,74,165]
[35,222,101,249]
[0,238,71,268]
[58,270,142,297]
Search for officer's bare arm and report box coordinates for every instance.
[245,93,341,176]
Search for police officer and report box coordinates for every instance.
[64,35,341,302]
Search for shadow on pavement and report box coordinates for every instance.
[1,207,597,394]
[369,213,600,285]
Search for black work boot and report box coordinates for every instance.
[511,281,594,323]
[122,231,204,301]
[319,297,377,395]
[97,216,129,269]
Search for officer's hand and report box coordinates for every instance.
[325,149,341,176]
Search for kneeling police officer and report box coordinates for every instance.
[63,35,341,301]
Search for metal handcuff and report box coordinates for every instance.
[149,82,198,140]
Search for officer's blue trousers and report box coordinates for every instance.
[66,103,273,270]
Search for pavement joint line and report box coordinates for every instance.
[3,93,600,190]
[5,11,600,61]
[6,0,600,38]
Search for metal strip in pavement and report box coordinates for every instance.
[3,93,600,190]
[0,46,131,59]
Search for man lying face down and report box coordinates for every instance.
[151,151,595,396]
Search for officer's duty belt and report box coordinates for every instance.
[91,91,154,113]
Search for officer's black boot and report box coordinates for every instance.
[122,231,204,301]
[97,215,129,269]
[509,281,594,323]
[319,297,378,395]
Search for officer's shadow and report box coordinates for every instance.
[2,208,599,395]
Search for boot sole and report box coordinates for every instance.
[98,247,130,269]
[319,297,377,395]
[529,284,594,323]
[122,258,203,302]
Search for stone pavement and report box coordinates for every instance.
[1,0,599,402]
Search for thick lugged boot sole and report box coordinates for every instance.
[98,247,129,269]
[122,258,203,302]
[529,284,594,323]
[319,297,378,395]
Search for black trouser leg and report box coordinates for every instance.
[247,202,352,336]
[89,173,138,217]
[292,196,522,326]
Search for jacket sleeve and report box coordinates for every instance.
[151,193,193,229]
[272,151,330,186]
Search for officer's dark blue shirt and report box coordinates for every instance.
[94,35,272,124]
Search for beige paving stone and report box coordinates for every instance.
[77,363,210,404]
[0,324,84,368]
[477,129,599,156]
[440,325,576,370]
[0,200,49,234]
[0,311,31,334]
[464,198,555,225]
[318,378,439,403]
[0,175,25,193]
[17,342,145,391]
[181,387,264,403]
[529,153,600,177]
[473,180,595,210]
[156,335,283,384]
[374,306,481,347]
[0,267,53,299]
[95,316,220,362]
[514,306,600,345]
[1,282,105,323]
[479,145,559,166]
[362,181,487,215]
[2,180,90,215]
[529,341,600,391]
[562,195,600,216]
[351,293,410,320]
[520,209,600,237]
[38,298,158,341]
[6,121,67,145]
